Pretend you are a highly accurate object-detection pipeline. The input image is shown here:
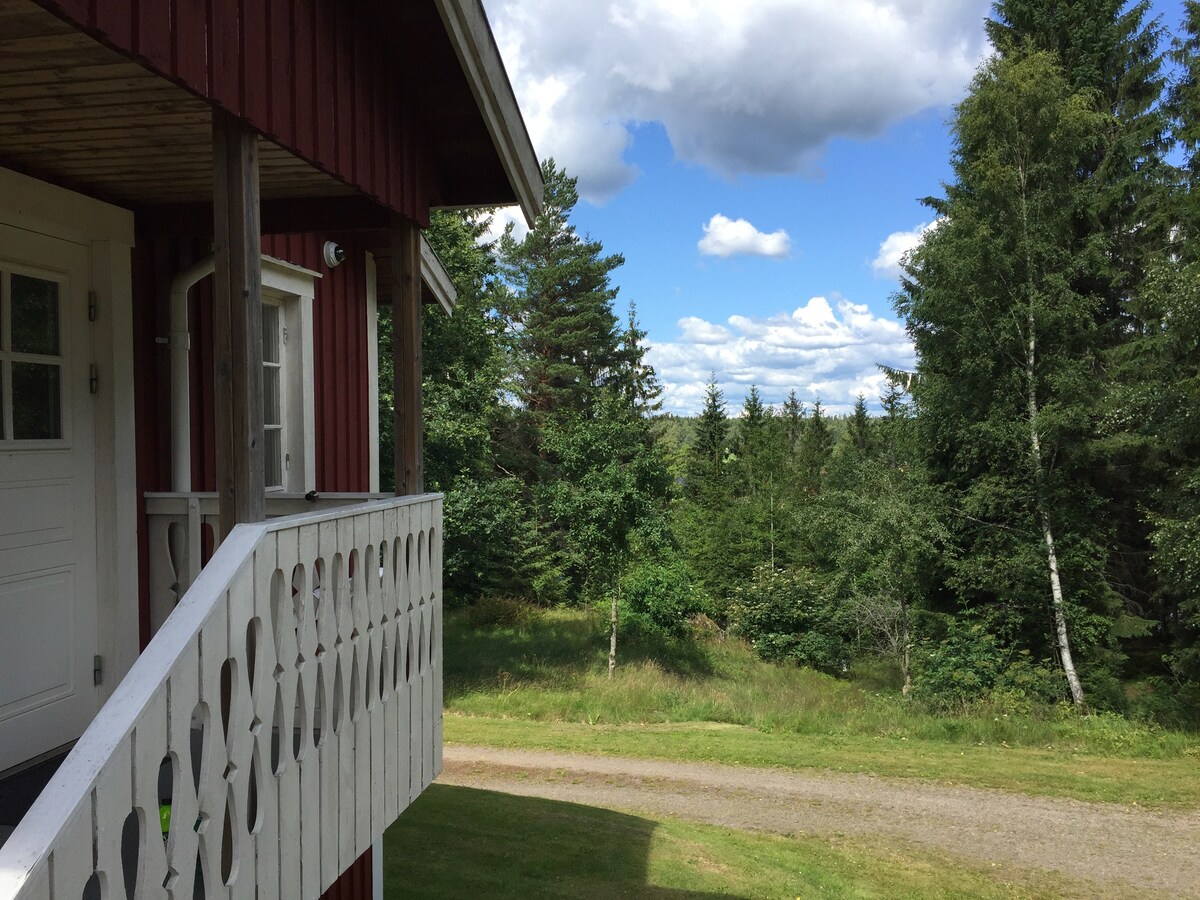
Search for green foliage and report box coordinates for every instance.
[463,595,544,629]
[619,558,706,637]
[728,567,850,673]
[911,619,1065,713]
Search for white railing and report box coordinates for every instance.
[0,495,443,899]
[145,492,391,634]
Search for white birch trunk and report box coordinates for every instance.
[608,587,618,679]
[1017,161,1086,710]
[1026,311,1086,708]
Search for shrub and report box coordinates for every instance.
[909,618,1064,713]
[619,559,706,637]
[727,566,850,673]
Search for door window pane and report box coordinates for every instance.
[262,305,280,364]
[11,274,60,356]
[264,428,283,489]
[264,365,281,427]
[12,362,61,439]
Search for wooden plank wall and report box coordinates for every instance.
[36,0,439,224]
[133,233,373,641]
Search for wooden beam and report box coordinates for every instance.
[138,196,393,237]
[212,108,265,533]
[391,215,424,496]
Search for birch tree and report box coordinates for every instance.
[897,51,1115,707]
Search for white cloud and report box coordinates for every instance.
[647,296,914,415]
[475,206,530,246]
[698,214,791,259]
[677,316,732,344]
[872,220,940,279]
[484,0,990,201]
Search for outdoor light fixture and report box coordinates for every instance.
[323,241,346,267]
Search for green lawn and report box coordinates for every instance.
[442,606,1200,807]
[384,783,1086,899]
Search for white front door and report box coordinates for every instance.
[0,223,98,774]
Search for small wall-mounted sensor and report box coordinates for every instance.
[323,241,346,268]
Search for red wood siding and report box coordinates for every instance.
[38,0,439,225]
[132,234,372,496]
[133,232,374,643]
[319,848,372,900]
[262,232,372,492]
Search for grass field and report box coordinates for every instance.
[383,783,1087,899]
[441,604,1200,807]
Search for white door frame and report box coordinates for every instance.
[0,167,137,707]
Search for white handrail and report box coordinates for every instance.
[0,495,443,899]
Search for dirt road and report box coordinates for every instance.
[442,745,1200,897]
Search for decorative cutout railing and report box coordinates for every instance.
[145,492,392,634]
[0,495,443,899]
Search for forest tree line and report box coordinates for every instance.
[382,0,1200,726]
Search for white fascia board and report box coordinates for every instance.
[433,0,544,226]
[420,236,457,316]
[0,166,134,245]
[261,254,322,296]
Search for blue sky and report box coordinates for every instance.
[482,0,1187,415]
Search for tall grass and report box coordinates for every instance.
[445,603,1200,759]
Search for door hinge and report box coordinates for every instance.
[88,290,98,322]
[89,363,99,395]
[93,655,103,686]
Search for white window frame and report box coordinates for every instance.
[0,263,72,448]
[261,256,318,494]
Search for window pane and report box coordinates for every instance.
[11,274,60,356]
[262,305,280,364]
[264,428,283,488]
[264,365,281,427]
[0,366,5,440]
[12,362,61,439]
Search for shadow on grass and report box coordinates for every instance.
[384,784,734,899]
[443,609,715,702]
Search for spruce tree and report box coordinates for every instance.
[782,390,804,453]
[848,394,872,454]
[898,50,1120,707]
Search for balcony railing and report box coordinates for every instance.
[145,492,392,634]
[0,495,443,899]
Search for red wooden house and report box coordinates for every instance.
[0,1,540,897]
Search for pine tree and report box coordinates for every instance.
[493,159,669,601]
[500,159,624,421]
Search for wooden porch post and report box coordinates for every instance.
[391,216,424,496]
[212,109,265,534]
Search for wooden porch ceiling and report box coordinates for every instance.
[0,0,357,209]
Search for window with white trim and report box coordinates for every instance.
[260,257,318,493]
[261,300,285,489]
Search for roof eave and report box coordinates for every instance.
[433,0,544,226]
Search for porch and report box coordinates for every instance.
[0,0,540,897]
[0,494,443,897]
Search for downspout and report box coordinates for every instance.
[168,256,214,492]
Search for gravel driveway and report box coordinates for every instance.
[442,745,1200,897]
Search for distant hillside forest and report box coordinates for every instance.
[381,1,1200,726]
